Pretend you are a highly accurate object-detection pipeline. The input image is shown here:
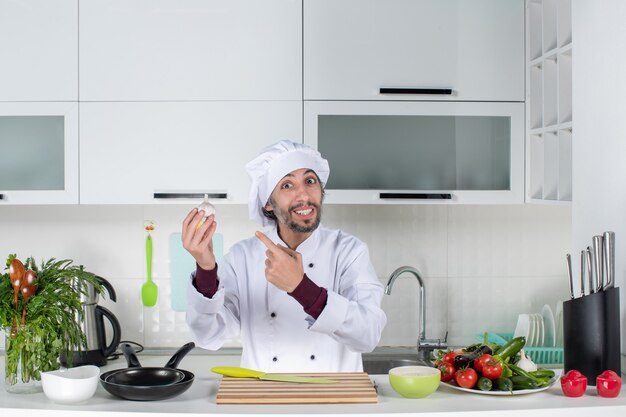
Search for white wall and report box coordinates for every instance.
[0,203,570,349]
[572,1,626,358]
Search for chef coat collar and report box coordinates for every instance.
[265,224,322,253]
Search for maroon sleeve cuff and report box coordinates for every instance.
[192,263,219,298]
[288,274,328,319]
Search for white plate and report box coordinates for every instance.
[554,301,563,347]
[513,314,531,344]
[534,314,545,346]
[441,375,559,396]
[542,304,556,347]
[528,314,538,347]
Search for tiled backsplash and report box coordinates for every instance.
[0,204,570,349]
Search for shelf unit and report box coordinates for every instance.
[526,0,572,203]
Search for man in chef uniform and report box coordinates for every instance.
[182,140,386,372]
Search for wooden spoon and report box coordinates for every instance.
[19,270,38,327]
[20,283,38,327]
[8,258,25,337]
[9,258,25,307]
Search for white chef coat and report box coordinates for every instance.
[186,225,387,373]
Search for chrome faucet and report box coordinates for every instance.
[385,266,447,362]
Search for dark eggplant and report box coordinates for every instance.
[454,345,493,370]
[453,354,474,370]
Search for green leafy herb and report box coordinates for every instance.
[1,256,103,384]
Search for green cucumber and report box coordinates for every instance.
[494,377,513,392]
[477,377,493,391]
[494,336,526,361]
[510,375,538,390]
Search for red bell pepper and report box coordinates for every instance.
[596,370,622,398]
[561,370,587,397]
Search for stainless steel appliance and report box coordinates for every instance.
[61,276,121,367]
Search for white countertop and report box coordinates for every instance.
[2,351,626,417]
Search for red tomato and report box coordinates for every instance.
[455,367,478,389]
[442,351,459,365]
[481,360,502,380]
[473,354,493,373]
[561,370,587,397]
[596,370,622,398]
[438,362,456,383]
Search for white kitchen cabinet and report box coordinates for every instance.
[79,0,302,101]
[304,0,524,102]
[79,101,302,204]
[0,102,79,204]
[305,101,524,204]
[0,0,78,101]
[526,0,572,203]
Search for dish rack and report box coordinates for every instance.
[475,333,564,365]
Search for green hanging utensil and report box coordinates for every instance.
[141,229,158,307]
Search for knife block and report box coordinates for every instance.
[562,287,621,385]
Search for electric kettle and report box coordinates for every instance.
[61,276,122,367]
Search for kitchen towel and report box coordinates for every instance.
[169,232,223,312]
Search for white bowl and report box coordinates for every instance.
[41,365,100,404]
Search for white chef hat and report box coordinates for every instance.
[246,140,330,226]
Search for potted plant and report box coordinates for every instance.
[1,254,102,393]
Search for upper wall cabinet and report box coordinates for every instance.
[0,0,78,101]
[0,102,79,204]
[79,0,302,101]
[305,101,524,204]
[304,0,525,102]
[79,101,302,204]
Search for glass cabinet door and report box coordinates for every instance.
[0,102,78,204]
[304,101,524,204]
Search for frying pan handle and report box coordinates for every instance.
[121,343,143,368]
[164,342,196,369]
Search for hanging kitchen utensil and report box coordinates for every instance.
[141,222,158,307]
[211,366,337,384]
[100,342,195,401]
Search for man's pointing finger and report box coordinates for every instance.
[255,231,277,251]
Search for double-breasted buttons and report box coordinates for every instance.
[270,312,276,318]
[310,355,316,360]
[272,356,278,362]
[308,263,314,268]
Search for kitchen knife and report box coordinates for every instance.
[603,231,615,290]
[211,366,337,384]
[586,247,594,294]
[566,253,574,299]
[592,235,604,292]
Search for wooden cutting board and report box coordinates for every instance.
[215,372,378,404]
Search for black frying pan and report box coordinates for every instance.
[100,342,195,401]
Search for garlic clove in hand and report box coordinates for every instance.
[196,194,216,229]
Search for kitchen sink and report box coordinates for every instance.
[361,350,430,375]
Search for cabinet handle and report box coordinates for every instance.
[379,88,453,95]
[153,192,228,199]
[0,194,4,200]
[379,193,452,200]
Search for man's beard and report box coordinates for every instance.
[271,201,322,233]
